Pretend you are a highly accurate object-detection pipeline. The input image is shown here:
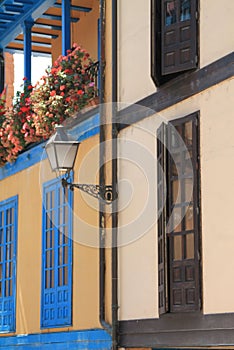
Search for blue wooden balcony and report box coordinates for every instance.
[0,0,95,83]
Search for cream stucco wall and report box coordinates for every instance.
[118,0,156,104]
[118,0,234,104]
[0,134,101,335]
[118,77,234,320]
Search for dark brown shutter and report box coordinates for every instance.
[161,0,197,75]
[167,113,200,312]
[157,123,168,314]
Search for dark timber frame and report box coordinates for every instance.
[116,52,234,129]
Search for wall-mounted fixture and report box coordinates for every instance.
[45,125,114,204]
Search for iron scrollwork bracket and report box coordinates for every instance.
[61,178,115,204]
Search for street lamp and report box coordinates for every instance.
[45,125,114,204]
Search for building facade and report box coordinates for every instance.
[116,0,234,349]
[0,0,234,349]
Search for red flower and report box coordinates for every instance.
[27,85,33,90]
[50,90,56,96]
[51,68,58,74]
[20,106,29,113]
[77,90,84,95]
[60,85,66,91]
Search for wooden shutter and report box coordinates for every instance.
[161,0,197,75]
[157,123,168,314]
[167,114,200,312]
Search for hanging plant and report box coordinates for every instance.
[0,44,98,165]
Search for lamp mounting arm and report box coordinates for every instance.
[61,178,115,205]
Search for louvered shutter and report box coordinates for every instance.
[157,123,168,314]
[161,0,197,75]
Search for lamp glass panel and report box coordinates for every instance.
[46,143,57,171]
[55,143,78,171]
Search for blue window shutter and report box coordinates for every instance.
[0,196,18,333]
[41,177,73,328]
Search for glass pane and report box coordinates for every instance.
[172,179,181,204]
[64,245,68,265]
[183,149,193,176]
[46,251,50,268]
[165,1,177,26]
[6,209,12,225]
[0,228,3,244]
[0,247,3,262]
[184,120,192,146]
[64,266,68,285]
[171,153,181,176]
[5,280,9,297]
[185,178,193,202]
[0,211,2,227]
[46,232,50,248]
[59,207,63,225]
[185,204,194,230]
[51,191,55,209]
[46,192,50,209]
[174,235,182,260]
[58,267,63,286]
[51,230,54,248]
[180,0,191,22]
[186,233,194,259]
[9,279,12,297]
[46,214,50,230]
[46,270,50,289]
[173,207,182,232]
[59,247,63,266]
[50,269,54,288]
[59,188,63,206]
[64,205,68,223]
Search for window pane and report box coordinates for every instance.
[173,207,182,232]
[64,266,68,285]
[173,235,182,260]
[180,0,191,21]
[172,179,181,204]
[185,204,194,230]
[59,247,63,266]
[165,1,177,26]
[186,233,194,259]
[64,245,68,265]
[185,178,193,202]
[58,267,63,287]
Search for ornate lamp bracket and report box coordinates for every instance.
[61,178,115,205]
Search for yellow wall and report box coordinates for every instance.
[118,77,234,320]
[0,134,100,335]
[52,0,99,63]
[117,0,234,104]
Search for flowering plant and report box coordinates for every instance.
[31,43,97,138]
[0,44,98,165]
